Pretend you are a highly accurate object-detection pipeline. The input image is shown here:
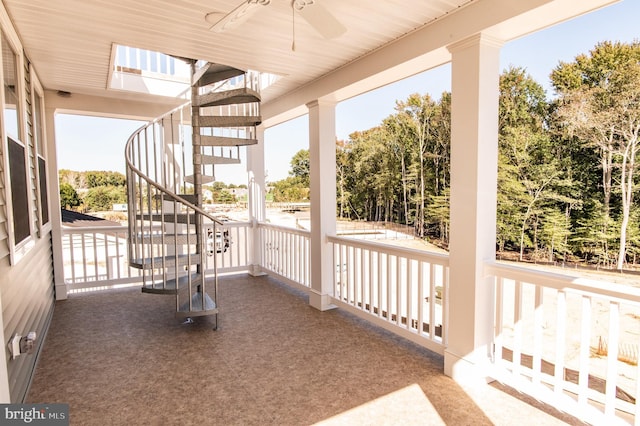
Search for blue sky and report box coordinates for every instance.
[56,0,640,185]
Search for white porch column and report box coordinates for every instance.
[247,125,266,276]
[45,106,67,300]
[307,99,337,311]
[445,34,502,385]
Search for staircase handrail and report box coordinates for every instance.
[124,103,224,227]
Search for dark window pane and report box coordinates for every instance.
[9,138,30,244]
[38,157,48,225]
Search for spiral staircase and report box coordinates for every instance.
[125,60,261,326]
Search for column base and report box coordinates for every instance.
[444,349,494,388]
[55,284,68,301]
[309,290,337,311]
[248,264,267,277]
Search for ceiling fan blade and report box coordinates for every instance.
[294,1,346,39]
[209,0,271,33]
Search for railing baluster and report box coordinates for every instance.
[417,260,423,335]
[377,252,383,319]
[532,284,543,384]
[68,233,76,283]
[386,251,392,323]
[578,295,591,407]
[115,231,122,279]
[347,245,353,304]
[429,262,436,339]
[494,276,504,366]
[294,233,300,283]
[354,248,364,309]
[443,266,449,345]
[286,232,291,279]
[554,290,566,396]
[369,249,374,314]
[93,232,99,280]
[635,333,640,426]
[81,232,88,281]
[407,258,413,331]
[605,301,620,417]
[513,280,523,377]
[243,226,249,268]
[396,255,401,326]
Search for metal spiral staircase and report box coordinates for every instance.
[125,60,261,326]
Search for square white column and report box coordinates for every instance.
[307,99,337,311]
[247,125,266,276]
[445,33,502,385]
[45,106,67,300]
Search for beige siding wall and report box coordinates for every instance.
[0,6,55,403]
[0,232,54,402]
[0,185,7,259]
[24,58,40,236]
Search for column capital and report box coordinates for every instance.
[306,98,338,110]
[447,33,504,54]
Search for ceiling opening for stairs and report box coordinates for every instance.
[108,44,281,99]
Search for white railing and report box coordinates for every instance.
[114,45,190,78]
[204,221,252,274]
[62,219,449,354]
[63,221,255,292]
[258,223,311,289]
[486,261,640,426]
[328,235,449,355]
[62,225,144,291]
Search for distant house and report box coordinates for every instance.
[227,187,247,201]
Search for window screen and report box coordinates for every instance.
[9,138,30,245]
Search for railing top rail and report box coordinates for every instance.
[327,234,450,265]
[217,221,251,228]
[485,260,640,304]
[62,225,130,234]
[124,102,224,227]
[258,222,311,238]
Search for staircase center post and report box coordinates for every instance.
[190,60,204,271]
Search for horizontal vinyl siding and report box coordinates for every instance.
[0,232,55,402]
[0,161,7,260]
[25,60,39,236]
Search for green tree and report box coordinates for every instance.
[205,182,237,204]
[336,139,351,219]
[82,186,127,212]
[271,176,309,202]
[552,41,640,269]
[289,149,310,186]
[498,67,577,260]
[60,182,81,209]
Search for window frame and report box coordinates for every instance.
[0,25,36,264]
[31,68,50,234]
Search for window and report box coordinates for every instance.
[8,137,29,244]
[33,86,48,226]
[2,30,34,259]
[2,32,19,141]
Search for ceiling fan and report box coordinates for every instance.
[207,0,346,40]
